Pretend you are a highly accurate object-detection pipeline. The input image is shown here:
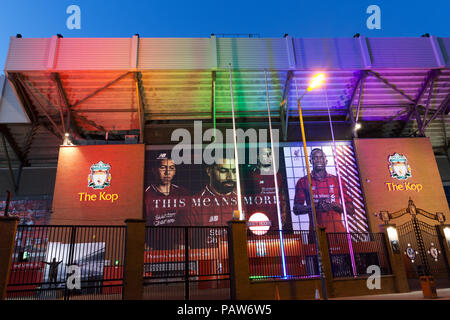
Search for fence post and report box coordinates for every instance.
[123,219,145,300]
[184,226,189,300]
[316,228,335,298]
[0,216,20,300]
[381,224,410,293]
[437,224,450,272]
[227,220,250,300]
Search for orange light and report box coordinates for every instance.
[307,73,325,91]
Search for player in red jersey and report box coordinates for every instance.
[177,157,238,248]
[184,157,238,227]
[246,147,288,232]
[144,154,189,227]
[293,148,354,233]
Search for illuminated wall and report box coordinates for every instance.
[284,141,369,233]
[354,138,449,231]
[144,145,287,230]
[144,142,370,233]
[52,144,145,225]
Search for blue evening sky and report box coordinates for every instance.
[0,0,449,72]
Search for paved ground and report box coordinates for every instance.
[330,288,450,300]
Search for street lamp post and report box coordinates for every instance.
[295,73,328,300]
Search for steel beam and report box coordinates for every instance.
[424,93,450,128]
[0,124,27,166]
[211,71,216,137]
[422,76,436,123]
[409,70,440,136]
[355,75,366,123]
[72,72,131,108]
[367,70,415,104]
[392,69,440,137]
[37,120,63,140]
[22,124,39,164]
[1,133,17,191]
[408,93,450,137]
[134,72,146,144]
[281,70,293,141]
[52,72,83,139]
[7,73,38,123]
[345,71,367,125]
[17,75,65,139]
[72,113,107,132]
[8,74,64,141]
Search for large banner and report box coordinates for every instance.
[284,142,369,233]
[144,145,290,232]
[144,142,369,234]
[52,145,145,225]
[354,138,449,231]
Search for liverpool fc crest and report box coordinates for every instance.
[88,161,112,189]
[388,153,411,180]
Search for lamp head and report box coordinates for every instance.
[307,73,325,91]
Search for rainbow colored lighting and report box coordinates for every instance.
[307,73,325,91]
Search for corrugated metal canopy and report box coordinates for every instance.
[1,35,450,167]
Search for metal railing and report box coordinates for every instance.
[327,232,391,278]
[247,230,320,280]
[143,226,231,300]
[6,225,126,300]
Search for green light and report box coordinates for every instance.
[115,260,119,266]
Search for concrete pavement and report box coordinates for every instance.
[330,288,450,300]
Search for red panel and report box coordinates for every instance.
[354,138,449,231]
[52,144,145,225]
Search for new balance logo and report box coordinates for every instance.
[209,216,219,223]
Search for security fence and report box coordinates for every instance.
[143,226,231,300]
[247,230,320,279]
[6,225,126,300]
[4,225,398,300]
[327,232,392,278]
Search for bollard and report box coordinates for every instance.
[419,276,437,299]
[123,219,145,300]
[0,216,20,300]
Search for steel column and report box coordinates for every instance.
[281,70,293,141]
[345,71,367,137]
[1,132,17,191]
[0,124,27,166]
[17,75,65,139]
[134,72,146,144]
[52,72,83,139]
[211,71,216,139]
[367,70,415,104]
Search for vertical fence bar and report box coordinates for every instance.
[184,226,189,300]
[5,225,128,301]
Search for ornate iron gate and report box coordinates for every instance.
[376,198,450,288]
[397,219,448,280]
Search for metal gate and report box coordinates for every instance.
[6,225,126,300]
[397,219,450,284]
[378,198,450,289]
[142,226,231,300]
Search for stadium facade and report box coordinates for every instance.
[1,34,450,300]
